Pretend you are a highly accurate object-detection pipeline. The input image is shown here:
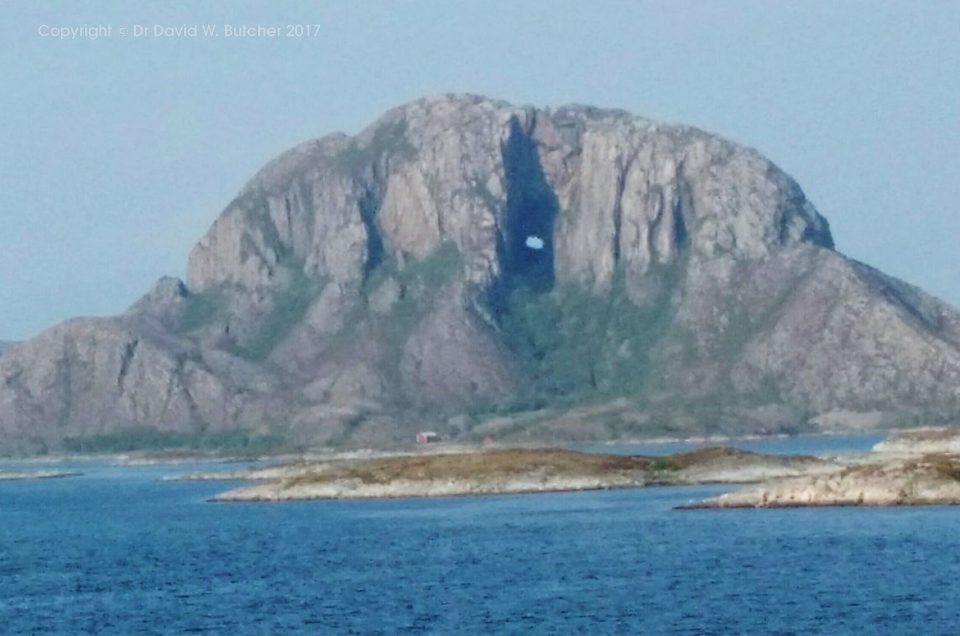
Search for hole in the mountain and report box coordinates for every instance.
[673,200,688,248]
[497,117,558,295]
[358,189,384,281]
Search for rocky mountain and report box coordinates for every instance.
[2,94,959,454]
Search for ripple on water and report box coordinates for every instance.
[0,457,958,634]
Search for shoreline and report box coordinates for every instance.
[0,429,886,467]
[0,470,83,481]
[681,428,960,509]
[205,446,841,503]
[203,427,960,506]
[4,427,960,507]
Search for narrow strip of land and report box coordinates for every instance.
[0,470,82,481]
[206,446,833,502]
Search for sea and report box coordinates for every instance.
[2,434,959,635]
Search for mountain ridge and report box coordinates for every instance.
[2,94,958,454]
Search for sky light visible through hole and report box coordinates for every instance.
[525,235,544,250]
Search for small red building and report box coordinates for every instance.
[416,431,440,444]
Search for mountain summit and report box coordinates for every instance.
[2,95,959,453]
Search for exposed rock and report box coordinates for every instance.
[3,94,960,453]
[367,277,403,314]
[125,276,189,330]
[726,252,960,413]
[0,316,287,454]
[684,454,960,508]
[649,447,839,485]
[398,282,516,408]
[872,427,960,455]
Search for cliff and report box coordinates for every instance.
[3,94,960,453]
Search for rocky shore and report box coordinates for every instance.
[684,426,960,508]
[208,446,839,502]
[682,455,960,508]
[871,427,960,455]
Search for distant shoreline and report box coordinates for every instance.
[6,428,960,508]
[0,470,82,481]
[0,429,888,467]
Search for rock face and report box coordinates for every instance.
[3,94,960,453]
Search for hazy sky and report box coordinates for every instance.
[2,1,958,341]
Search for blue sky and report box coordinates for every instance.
[2,1,958,340]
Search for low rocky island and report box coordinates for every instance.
[682,455,960,508]
[153,426,960,505]
[683,427,960,508]
[208,446,837,502]
[871,427,960,455]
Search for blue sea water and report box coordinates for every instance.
[2,439,959,635]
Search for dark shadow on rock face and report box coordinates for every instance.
[672,196,688,250]
[489,117,559,316]
[359,189,385,282]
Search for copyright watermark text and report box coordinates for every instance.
[38,24,112,40]
[37,24,322,40]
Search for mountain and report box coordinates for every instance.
[2,94,959,454]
